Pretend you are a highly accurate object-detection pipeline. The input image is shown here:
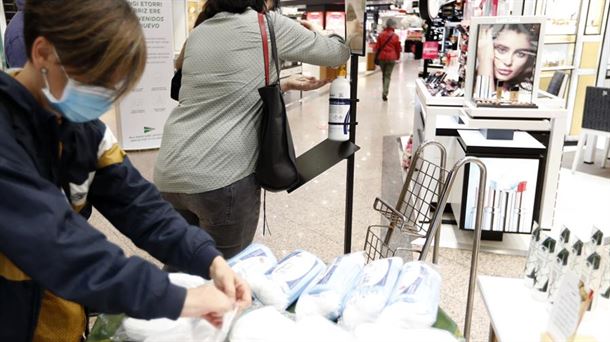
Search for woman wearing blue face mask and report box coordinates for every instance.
[0,1,251,340]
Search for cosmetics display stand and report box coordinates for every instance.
[413,80,568,237]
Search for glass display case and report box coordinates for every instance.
[585,0,607,34]
[543,0,582,35]
[541,42,576,69]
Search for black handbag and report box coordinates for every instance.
[170,68,182,101]
[255,13,299,192]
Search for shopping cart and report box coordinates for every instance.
[363,140,487,342]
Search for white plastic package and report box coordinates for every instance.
[293,315,354,342]
[123,273,208,340]
[340,257,403,330]
[295,252,365,321]
[354,323,458,342]
[250,250,326,310]
[230,306,296,342]
[378,261,442,329]
[228,243,278,281]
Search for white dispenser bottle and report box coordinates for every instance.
[328,65,351,141]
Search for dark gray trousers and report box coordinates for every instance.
[162,174,261,260]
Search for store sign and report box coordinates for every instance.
[306,12,324,28]
[325,11,346,38]
[118,0,176,150]
[422,41,440,60]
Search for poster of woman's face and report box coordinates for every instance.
[474,23,541,103]
[345,0,366,56]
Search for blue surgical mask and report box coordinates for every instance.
[41,65,115,123]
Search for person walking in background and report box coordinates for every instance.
[155,0,350,259]
[375,18,401,101]
[4,0,27,68]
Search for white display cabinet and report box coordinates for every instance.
[413,80,568,235]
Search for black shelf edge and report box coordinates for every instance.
[287,139,360,193]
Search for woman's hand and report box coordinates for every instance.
[180,284,233,327]
[281,74,331,92]
[209,256,252,310]
[476,27,495,77]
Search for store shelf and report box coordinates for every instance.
[288,139,360,193]
[464,101,566,120]
[541,65,575,71]
[415,79,465,107]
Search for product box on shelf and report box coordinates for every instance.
[532,234,557,300]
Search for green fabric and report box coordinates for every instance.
[87,308,462,341]
[86,314,125,342]
[379,60,396,97]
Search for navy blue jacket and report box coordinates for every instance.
[4,0,27,68]
[0,71,221,341]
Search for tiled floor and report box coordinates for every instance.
[90,58,610,341]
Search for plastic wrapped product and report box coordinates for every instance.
[250,250,326,310]
[354,323,458,342]
[123,318,193,341]
[293,315,354,342]
[230,306,296,342]
[228,243,278,281]
[377,261,442,329]
[123,273,208,340]
[168,272,207,288]
[296,252,366,321]
[340,257,403,330]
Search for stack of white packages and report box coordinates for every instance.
[295,252,365,320]
[228,243,277,282]
[123,273,235,342]
[250,250,326,310]
[230,306,353,342]
[230,306,296,342]
[354,323,457,342]
[378,261,442,329]
[340,257,403,330]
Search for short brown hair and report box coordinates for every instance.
[24,0,146,99]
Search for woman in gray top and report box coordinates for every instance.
[154,0,350,258]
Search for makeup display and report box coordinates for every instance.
[525,227,610,307]
[471,21,543,107]
[424,72,464,97]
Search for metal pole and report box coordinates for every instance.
[344,55,359,254]
[464,159,487,342]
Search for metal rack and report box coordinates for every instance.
[363,140,488,342]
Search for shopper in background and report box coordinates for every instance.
[0,1,250,340]
[155,0,350,259]
[375,18,402,101]
[4,0,27,68]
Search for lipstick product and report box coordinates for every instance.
[511,181,528,233]
[586,227,608,256]
[548,248,570,302]
[569,239,584,273]
[559,227,571,248]
[601,250,609,299]
[533,235,557,299]
[524,227,542,287]
[582,253,602,303]
[483,181,501,231]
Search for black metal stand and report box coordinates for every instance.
[344,55,360,254]
[287,55,361,255]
